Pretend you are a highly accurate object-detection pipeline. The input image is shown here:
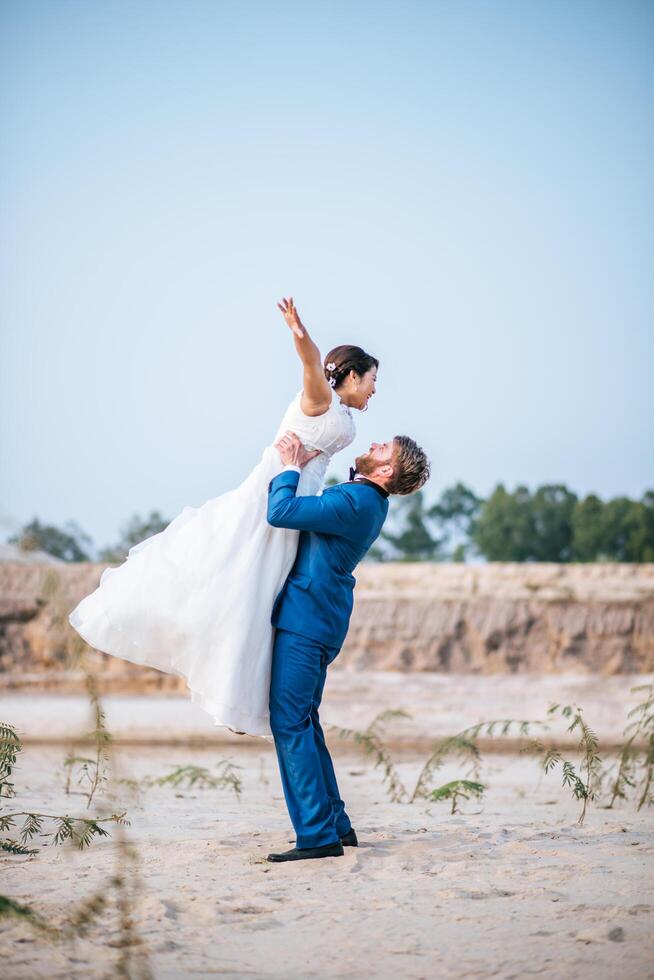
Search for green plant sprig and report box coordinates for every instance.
[0,722,21,799]
[427,779,486,814]
[544,702,601,825]
[329,709,411,802]
[1,591,154,975]
[605,683,654,811]
[0,883,118,943]
[1,809,129,853]
[410,719,546,803]
[139,760,243,797]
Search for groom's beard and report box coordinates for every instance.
[354,450,391,477]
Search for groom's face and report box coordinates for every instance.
[355,440,396,480]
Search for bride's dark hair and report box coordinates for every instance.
[323,345,379,388]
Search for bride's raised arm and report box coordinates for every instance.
[277,297,332,418]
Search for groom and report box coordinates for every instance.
[266,431,430,862]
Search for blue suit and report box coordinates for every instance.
[267,468,389,848]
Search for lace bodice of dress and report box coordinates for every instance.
[272,388,356,488]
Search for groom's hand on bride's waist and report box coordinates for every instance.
[274,430,322,469]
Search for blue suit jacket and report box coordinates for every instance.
[267,470,389,649]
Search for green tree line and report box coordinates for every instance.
[7,483,654,564]
[375,482,654,562]
[8,512,168,565]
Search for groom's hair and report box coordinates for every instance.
[386,436,431,495]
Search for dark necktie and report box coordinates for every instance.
[349,466,357,482]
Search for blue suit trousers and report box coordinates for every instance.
[269,628,352,849]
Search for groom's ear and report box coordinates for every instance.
[377,462,394,480]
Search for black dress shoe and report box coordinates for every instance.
[340,828,358,847]
[267,841,344,863]
[288,827,358,847]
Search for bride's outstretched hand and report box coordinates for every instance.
[277,297,326,409]
[277,296,305,339]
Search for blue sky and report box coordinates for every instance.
[1,0,652,549]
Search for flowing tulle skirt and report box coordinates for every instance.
[69,445,323,737]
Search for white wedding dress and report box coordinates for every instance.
[68,388,356,738]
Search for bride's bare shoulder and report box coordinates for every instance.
[283,388,333,421]
[299,390,332,417]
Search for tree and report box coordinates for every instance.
[624,492,654,562]
[572,494,606,561]
[99,511,169,563]
[602,494,654,562]
[601,496,635,561]
[529,484,577,561]
[572,491,654,562]
[380,490,442,561]
[471,484,535,561]
[429,482,482,561]
[8,518,93,562]
[471,483,578,562]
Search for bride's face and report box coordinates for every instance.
[345,366,377,410]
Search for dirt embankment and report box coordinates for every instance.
[1,561,653,692]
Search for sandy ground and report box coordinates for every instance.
[1,676,653,978]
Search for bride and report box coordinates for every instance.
[69,298,378,738]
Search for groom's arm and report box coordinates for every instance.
[267,470,356,534]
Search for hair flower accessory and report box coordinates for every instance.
[325,362,336,372]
